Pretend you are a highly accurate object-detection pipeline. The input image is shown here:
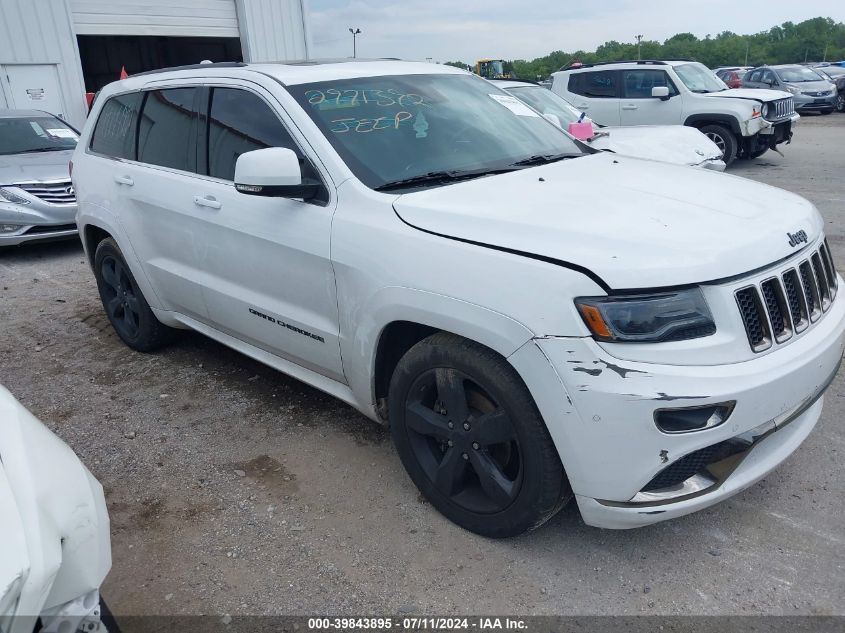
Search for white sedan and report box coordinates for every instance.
[0,385,111,633]
[493,80,726,171]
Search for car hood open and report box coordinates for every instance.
[590,125,722,166]
[391,153,822,290]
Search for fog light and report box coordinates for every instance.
[654,402,735,434]
[0,224,23,234]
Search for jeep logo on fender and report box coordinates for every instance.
[787,230,808,248]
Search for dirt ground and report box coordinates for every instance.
[2,115,844,616]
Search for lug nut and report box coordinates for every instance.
[448,422,454,429]
[463,422,471,431]
[462,452,469,460]
[447,439,453,447]
[472,442,479,450]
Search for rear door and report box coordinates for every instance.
[108,85,211,320]
[619,69,683,125]
[565,70,621,125]
[187,83,344,381]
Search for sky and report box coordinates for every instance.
[308,0,845,63]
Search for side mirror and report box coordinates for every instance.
[651,86,670,100]
[234,147,320,200]
[542,112,563,128]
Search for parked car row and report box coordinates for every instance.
[742,65,837,114]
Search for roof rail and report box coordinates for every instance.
[130,61,248,78]
[559,59,695,71]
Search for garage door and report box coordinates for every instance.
[70,0,239,37]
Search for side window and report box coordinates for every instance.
[137,88,199,172]
[763,70,777,85]
[747,69,762,83]
[571,71,617,98]
[622,70,678,98]
[90,92,142,159]
[206,88,302,182]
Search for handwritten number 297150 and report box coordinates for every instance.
[306,89,427,108]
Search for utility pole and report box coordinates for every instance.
[635,34,644,60]
[744,42,749,66]
[349,27,361,58]
[823,43,829,62]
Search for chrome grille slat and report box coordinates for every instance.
[767,97,795,121]
[736,242,837,352]
[15,180,76,205]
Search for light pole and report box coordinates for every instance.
[349,27,361,58]
[635,34,644,60]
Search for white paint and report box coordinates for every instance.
[2,65,67,118]
[70,0,239,37]
[70,61,845,530]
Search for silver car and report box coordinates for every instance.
[0,109,79,246]
[742,65,836,114]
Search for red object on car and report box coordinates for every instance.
[718,70,744,89]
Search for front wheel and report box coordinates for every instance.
[388,333,572,537]
[699,124,738,165]
[836,94,844,113]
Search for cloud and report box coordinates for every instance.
[309,0,845,62]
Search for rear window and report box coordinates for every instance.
[90,92,142,159]
[137,88,199,172]
[568,71,617,98]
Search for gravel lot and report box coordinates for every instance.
[1,115,844,617]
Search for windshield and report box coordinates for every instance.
[819,66,845,78]
[287,73,582,190]
[777,67,825,82]
[674,63,728,93]
[0,115,78,155]
[504,85,583,128]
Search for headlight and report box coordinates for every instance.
[575,288,716,343]
[0,188,30,205]
[761,103,770,118]
[785,85,800,95]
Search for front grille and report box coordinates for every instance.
[23,223,77,235]
[736,242,837,351]
[766,97,795,121]
[15,180,76,205]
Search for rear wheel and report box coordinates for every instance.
[93,238,176,351]
[388,333,571,537]
[699,124,738,165]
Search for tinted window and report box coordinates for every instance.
[622,70,678,98]
[747,69,762,83]
[569,71,617,98]
[207,88,301,181]
[90,92,142,159]
[137,88,198,172]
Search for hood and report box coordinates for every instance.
[591,125,722,166]
[703,88,791,102]
[785,80,835,92]
[0,149,73,185]
[392,153,822,290]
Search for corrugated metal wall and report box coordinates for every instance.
[235,0,311,62]
[0,0,88,127]
[70,0,241,37]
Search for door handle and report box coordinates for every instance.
[193,195,222,210]
[114,175,134,186]
[622,104,639,110]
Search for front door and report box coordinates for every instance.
[188,85,344,381]
[3,64,67,120]
[618,69,684,126]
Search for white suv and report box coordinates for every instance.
[72,60,845,537]
[552,60,800,164]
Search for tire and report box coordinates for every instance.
[93,238,175,352]
[388,332,572,538]
[837,94,844,113]
[699,124,738,165]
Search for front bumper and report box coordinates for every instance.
[0,201,78,246]
[793,93,837,112]
[509,275,845,529]
[699,158,726,172]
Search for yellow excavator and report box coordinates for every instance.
[475,59,512,80]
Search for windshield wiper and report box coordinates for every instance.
[374,167,517,192]
[12,147,67,154]
[509,153,580,167]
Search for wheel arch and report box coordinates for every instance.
[81,223,113,269]
[684,114,742,136]
[356,288,536,422]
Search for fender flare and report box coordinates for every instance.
[684,114,742,136]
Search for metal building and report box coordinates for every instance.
[0,0,312,128]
